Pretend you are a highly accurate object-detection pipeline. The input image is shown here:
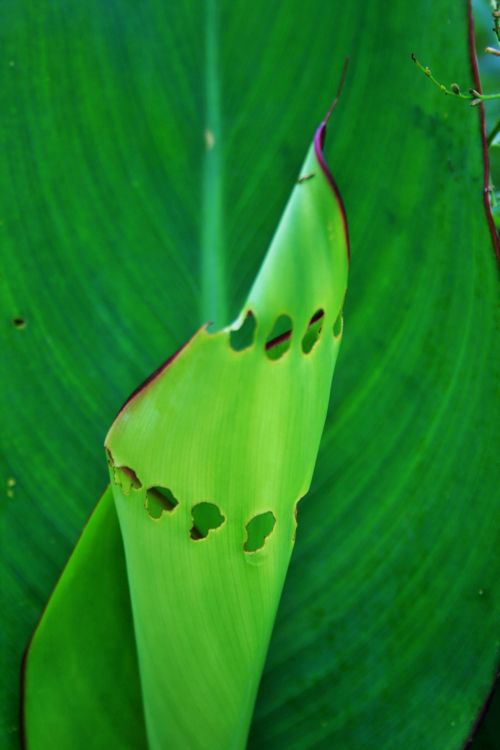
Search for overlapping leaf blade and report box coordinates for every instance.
[20,488,147,749]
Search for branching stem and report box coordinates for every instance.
[411,53,500,105]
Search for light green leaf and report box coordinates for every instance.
[104,125,348,749]
[22,488,147,749]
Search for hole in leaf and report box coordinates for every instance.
[12,317,26,329]
[301,309,324,354]
[114,465,142,493]
[333,310,343,338]
[146,486,178,519]
[229,312,256,351]
[244,511,276,552]
[265,315,293,360]
[190,502,225,540]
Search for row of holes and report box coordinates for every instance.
[230,309,342,359]
[147,487,276,552]
[111,470,277,553]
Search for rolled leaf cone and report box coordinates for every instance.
[104,116,349,750]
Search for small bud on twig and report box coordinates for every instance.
[412,52,500,105]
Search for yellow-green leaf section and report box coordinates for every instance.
[22,487,147,749]
[104,120,348,750]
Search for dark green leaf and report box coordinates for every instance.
[2,1,499,748]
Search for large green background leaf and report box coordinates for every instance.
[1,1,498,749]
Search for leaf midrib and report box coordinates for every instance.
[201,0,227,327]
